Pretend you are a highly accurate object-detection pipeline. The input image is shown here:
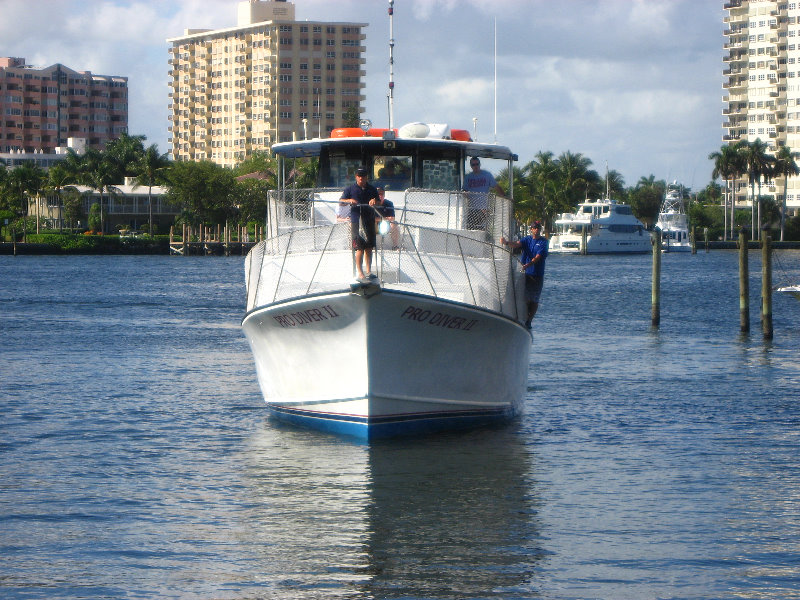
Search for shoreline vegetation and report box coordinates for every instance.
[3,235,800,256]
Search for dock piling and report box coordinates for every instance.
[761,231,773,339]
[651,230,661,327]
[739,229,749,333]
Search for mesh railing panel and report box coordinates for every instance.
[246,220,524,322]
[267,188,515,243]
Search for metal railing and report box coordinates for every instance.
[245,219,526,322]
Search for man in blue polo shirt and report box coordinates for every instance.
[501,221,548,329]
[341,166,380,280]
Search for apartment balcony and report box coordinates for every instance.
[723,78,746,90]
[723,1,743,9]
[725,12,748,25]
[723,134,743,142]
[723,41,748,50]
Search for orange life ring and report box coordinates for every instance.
[330,127,365,138]
[450,129,471,142]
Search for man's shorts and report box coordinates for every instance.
[351,210,376,250]
[525,275,544,303]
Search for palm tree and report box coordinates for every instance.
[7,162,45,237]
[603,169,626,199]
[772,145,799,241]
[80,149,120,234]
[740,139,773,240]
[555,151,600,209]
[43,163,79,232]
[132,144,170,236]
[522,151,560,228]
[710,144,737,240]
[105,133,146,180]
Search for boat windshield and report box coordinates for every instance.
[325,149,461,192]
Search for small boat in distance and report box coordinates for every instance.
[776,285,800,299]
[548,198,650,254]
[240,125,531,439]
[655,182,691,253]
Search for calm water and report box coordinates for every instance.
[2,251,800,600]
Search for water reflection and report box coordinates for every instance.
[360,426,540,599]
[241,424,539,599]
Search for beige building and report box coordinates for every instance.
[723,0,800,211]
[167,0,367,168]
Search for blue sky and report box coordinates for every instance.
[1,0,725,189]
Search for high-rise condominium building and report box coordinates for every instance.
[723,0,800,211]
[0,57,128,154]
[167,0,367,168]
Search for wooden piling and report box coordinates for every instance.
[704,227,709,253]
[739,229,749,333]
[580,226,587,255]
[691,225,697,254]
[651,230,661,327]
[761,232,773,339]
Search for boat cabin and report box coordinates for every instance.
[271,135,517,196]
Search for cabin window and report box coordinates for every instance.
[422,158,459,190]
[327,154,364,188]
[374,155,412,191]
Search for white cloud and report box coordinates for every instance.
[1,0,725,185]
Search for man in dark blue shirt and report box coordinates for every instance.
[501,221,549,329]
[341,166,380,280]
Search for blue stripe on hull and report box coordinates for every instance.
[267,404,516,440]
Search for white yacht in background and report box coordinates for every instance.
[655,182,691,253]
[549,198,650,254]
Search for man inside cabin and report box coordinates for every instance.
[463,156,505,230]
[500,221,548,330]
[341,166,380,280]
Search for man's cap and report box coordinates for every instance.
[356,166,368,176]
[531,221,542,228]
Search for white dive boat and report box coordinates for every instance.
[241,125,531,439]
[655,182,691,253]
[548,198,650,254]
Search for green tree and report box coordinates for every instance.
[521,151,560,228]
[554,151,601,209]
[105,133,146,179]
[43,163,80,232]
[88,201,103,232]
[343,106,360,128]
[709,143,745,240]
[80,148,121,234]
[132,144,170,236]
[7,162,46,237]
[628,175,665,227]
[772,145,799,241]
[740,139,773,239]
[166,160,238,225]
[603,169,626,200]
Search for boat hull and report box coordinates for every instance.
[241,286,531,439]
[549,233,651,254]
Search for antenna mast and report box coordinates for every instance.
[388,0,395,129]
[494,18,497,143]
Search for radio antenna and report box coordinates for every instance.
[494,18,497,143]
[388,0,395,129]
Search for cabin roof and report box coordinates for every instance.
[271,136,517,161]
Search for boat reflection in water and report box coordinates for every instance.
[241,424,539,598]
[361,427,540,598]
